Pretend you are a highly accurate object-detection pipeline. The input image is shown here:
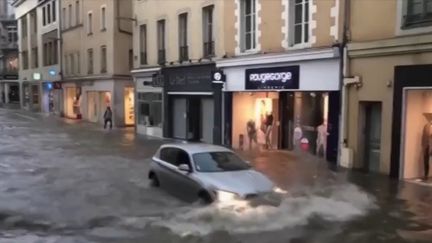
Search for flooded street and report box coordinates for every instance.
[0,108,431,243]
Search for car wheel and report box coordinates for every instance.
[149,172,160,187]
[198,190,213,205]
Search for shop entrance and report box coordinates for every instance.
[359,102,382,173]
[124,87,135,126]
[401,89,432,181]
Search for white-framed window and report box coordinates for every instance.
[87,12,93,34]
[43,6,46,26]
[87,48,93,74]
[70,54,75,75]
[290,0,309,46]
[403,0,432,28]
[101,45,107,73]
[75,1,80,25]
[178,13,188,61]
[101,6,106,31]
[202,5,214,57]
[240,0,256,51]
[68,4,72,27]
[62,7,66,29]
[139,24,147,65]
[47,3,51,24]
[52,0,56,22]
[76,52,80,74]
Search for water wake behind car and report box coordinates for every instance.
[121,183,377,237]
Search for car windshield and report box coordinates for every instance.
[193,152,250,172]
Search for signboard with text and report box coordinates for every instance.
[245,66,300,90]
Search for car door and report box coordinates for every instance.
[168,149,202,200]
[156,147,178,188]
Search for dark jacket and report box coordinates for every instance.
[104,109,112,119]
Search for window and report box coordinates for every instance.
[203,5,214,57]
[47,42,52,65]
[291,0,309,45]
[178,13,188,61]
[47,3,51,24]
[75,1,80,25]
[68,4,72,27]
[31,11,37,34]
[87,48,93,74]
[70,54,75,75]
[101,45,107,73]
[87,12,93,34]
[64,55,69,75]
[21,17,27,38]
[139,24,147,65]
[240,0,256,51]
[76,52,80,74]
[22,51,29,70]
[7,26,17,43]
[53,40,58,64]
[101,7,106,31]
[31,48,38,68]
[404,0,432,28]
[62,8,66,29]
[43,7,46,26]
[157,20,166,65]
[52,0,56,22]
[137,92,162,127]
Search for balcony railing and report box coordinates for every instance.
[179,46,189,62]
[158,49,166,65]
[203,41,215,57]
[140,51,147,65]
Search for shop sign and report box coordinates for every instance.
[151,73,164,87]
[33,72,42,80]
[245,66,300,90]
[211,70,226,83]
[164,64,214,92]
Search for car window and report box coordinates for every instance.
[175,149,190,167]
[193,152,250,172]
[159,147,190,167]
[160,148,176,165]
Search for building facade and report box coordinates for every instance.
[344,0,432,180]
[60,0,133,127]
[218,0,343,162]
[13,0,61,112]
[0,0,19,106]
[131,0,228,141]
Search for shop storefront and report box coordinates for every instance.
[391,65,432,181]
[64,85,82,119]
[218,51,340,162]
[22,82,41,111]
[162,63,222,144]
[132,68,163,138]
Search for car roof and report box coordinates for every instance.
[160,143,232,154]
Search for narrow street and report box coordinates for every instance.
[0,108,431,243]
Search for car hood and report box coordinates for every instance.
[195,169,274,196]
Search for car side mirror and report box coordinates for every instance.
[178,164,190,172]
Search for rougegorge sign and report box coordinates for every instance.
[245,66,300,90]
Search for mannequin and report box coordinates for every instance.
[316,120,329,157]
[421,115,432,180]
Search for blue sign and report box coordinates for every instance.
[46,83,53,90]
[48,69,57,76]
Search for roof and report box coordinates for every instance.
[160,143,232,154]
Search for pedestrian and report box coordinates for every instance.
[103,106,113,130]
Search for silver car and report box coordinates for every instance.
[148,143,277,204]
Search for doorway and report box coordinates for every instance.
[360,102,382,173]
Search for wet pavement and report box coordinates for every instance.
[0,107,431,243]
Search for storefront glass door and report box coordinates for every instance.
[362,102,382,173]
[173,97,187,139]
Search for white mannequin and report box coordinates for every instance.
[316,120,329,157]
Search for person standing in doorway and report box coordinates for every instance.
[104,106,113,130]
[421,117,432,181]
[265,112,274,149]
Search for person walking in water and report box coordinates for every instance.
[103,106,113,129]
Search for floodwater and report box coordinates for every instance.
[0,108,431,243]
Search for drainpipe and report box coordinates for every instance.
[57,0,65,117]
[338,0,351,167]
